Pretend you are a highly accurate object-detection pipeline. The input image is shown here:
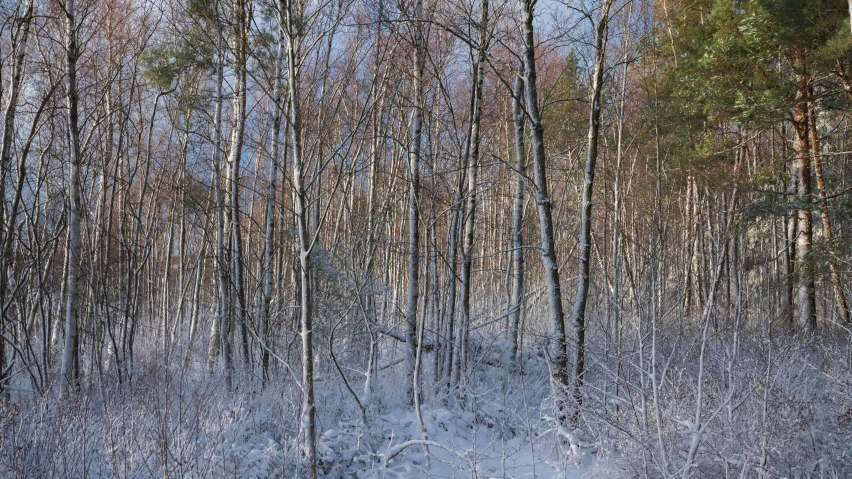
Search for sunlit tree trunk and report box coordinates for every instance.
[227,0,250,368]
[284,0,316,473]
[807,91,849,323]
[208,24,233,386]
[520,0,570,428]
[507,71,525,368]
[792,67,815,330]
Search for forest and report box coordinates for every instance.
[0,0,851,477]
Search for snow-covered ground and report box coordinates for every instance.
[317,406,608,478]
[0,343,613,478]
[3,328,851,477]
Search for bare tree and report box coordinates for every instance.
[519,0,571,428]
[0,0,34,397]
[260,0,285,386]
[208,2,234,386]
[61,0,83,396]
[457,0,489,388]
[507,70,525,368]
[283,0,316,472]
[405,0,426,406]
[226,0,250,368]
[569,0,613,428]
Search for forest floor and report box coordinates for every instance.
[11,324,852,478]
[315,405,608,478]
[4,327,852,478]
[1,341,612,478]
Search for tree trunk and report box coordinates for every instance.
[61,0,83,396]
[228,0,250,369]
[284,0,317,473]
[570,0,612,428]
[444,174,462,390]
[507,71,525,368]
[208,35,233,387]
[520,0,571,428]
[792,71,815,330]
[260,11,284,385]
[458,0,488,388]
[0,0,34,398]
[782,122,796,328]
[807,92,849,323]
[848,0,852,36]
[405,0,425,407]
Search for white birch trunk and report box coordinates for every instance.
[405,0,425,406]
[61,0,82,395]
[507,71,525,368]
[519,0,571,427]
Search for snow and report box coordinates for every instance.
[316,405,609,478]
[0,344,613,478]
[3,320,851,477]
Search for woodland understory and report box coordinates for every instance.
[1,0,852,477]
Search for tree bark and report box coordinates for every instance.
[570,0,612,428]
[260,8,285,385]
[782,122,796,328]
[405,0,425,407]
[458,0,488,388]
[208,27,233,387]
[792,68,815,330]
[444,172,462,390]
[227,0,250,368]
[520,0,571,428]
[0,0,34,398]
[61,0,82,396]
[807,92,849,323]
[284,0,317,473]
[507,71,525,368]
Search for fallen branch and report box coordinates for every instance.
[383,440,453,463]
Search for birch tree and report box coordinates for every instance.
[61,0,83,396]
[457,0,489,388]
[226,0,250,367]
[569,0,613,428]
[283,0,316,472]
[260,0,285,386]
[404,0,426,406]
[519,0,571,428]
[0,0,34,397]
[507,71,525,368]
